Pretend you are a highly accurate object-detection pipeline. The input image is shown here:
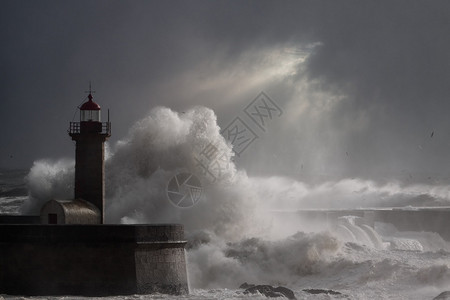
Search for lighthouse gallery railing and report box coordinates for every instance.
[69,122,111,136]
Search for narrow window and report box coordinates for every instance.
[48,213,57,224]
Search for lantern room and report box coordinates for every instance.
[80,94,101,122]
[69,90,110,136]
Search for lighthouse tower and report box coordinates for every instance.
[68,91,111,223]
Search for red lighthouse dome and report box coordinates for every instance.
[80,94,101,110]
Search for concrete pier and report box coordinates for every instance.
[0,224,189,296]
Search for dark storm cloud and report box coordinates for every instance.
[2,0,450,184]
[299,1,450,180]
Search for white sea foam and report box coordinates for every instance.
[0,196,27,214]
[20,158,74,214]
[331,216,386,249]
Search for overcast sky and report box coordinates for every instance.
[2,1,450,183]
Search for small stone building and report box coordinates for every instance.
[40,199,100,224]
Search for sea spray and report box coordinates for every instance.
[18,105,450,296]
[20,158,74,214]
[20,106,450,243]
[186,230,341,289]
[103,106,268,239]
[333,216,384,249]
[21,107,450,229]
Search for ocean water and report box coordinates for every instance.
[2,107,450,299]
[0,169,28,215]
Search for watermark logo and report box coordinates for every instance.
[244,91,283,132]
[166,172,203,208]
[221,117,258,157]
[192,91,282,184]
[222,91,282,157]
[194,142,232,183]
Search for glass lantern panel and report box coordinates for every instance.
[81,110,101,122]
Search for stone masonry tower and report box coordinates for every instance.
[69,91,111,223]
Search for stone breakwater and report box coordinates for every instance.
[0,224,189,296]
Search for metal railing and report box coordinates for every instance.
[69,122,111,136]
[102,122,111,135]
[69,122,80,134]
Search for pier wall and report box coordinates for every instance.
[0,224,188,296]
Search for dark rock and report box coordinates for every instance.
[434,291,450,300]
[303,288,342,295]
[274,286,296,299]
[244,285,296,299]
[239,282,255,289]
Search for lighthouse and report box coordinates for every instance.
[5,89,188,297]
[40,90,110,224]
[68,92,111,223]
